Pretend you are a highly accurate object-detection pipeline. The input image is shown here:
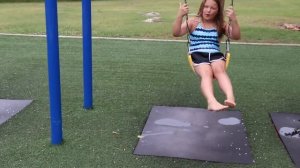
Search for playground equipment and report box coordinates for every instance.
[225,0,234,69]
[45,0,92,145]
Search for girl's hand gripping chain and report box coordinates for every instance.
[225,6,240,40]
[178,2,189,17]
[225,6,237,23]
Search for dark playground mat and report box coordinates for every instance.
[270,112,300,167]
[0,99,32,125]
[134,106,254,164]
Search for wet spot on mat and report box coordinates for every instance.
[279,127,300,138]
[138,131,174,139]
[218,117,241,125]
[154,118,191,127]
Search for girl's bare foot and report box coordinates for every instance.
[207,102,229,111]
[224,100,236,108]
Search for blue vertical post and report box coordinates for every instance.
[45,0,63,144]
[82,0,93,109]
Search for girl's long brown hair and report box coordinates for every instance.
[197,0,225,39]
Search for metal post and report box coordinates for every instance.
[82,0,93,109]
[45,0,63,144]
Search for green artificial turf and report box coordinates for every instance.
[0,0,300,43]
[0,35,299,167]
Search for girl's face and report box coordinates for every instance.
[202,0,219,21]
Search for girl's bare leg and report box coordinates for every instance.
[194,64,228,111]
[211,61,236,108]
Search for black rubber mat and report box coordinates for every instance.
[134,106,254,164]
[270,112,300,167]
[0,99,32,125]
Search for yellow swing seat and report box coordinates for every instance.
[187,51,230,73]
[187,54,195,72]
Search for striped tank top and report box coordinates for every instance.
[189,24,220,53]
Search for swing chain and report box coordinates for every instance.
[184,0,190,51]
[225,0,233,57]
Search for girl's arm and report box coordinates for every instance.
[225,6,241,40]
[172,3,189,37]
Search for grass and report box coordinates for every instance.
[0,0,299,167]
[0,35,299,167]
[0,0,299,43]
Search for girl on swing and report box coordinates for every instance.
[172,0,241,111]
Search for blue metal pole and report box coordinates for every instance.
[82,0,93,109]
[45,0,63,144]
